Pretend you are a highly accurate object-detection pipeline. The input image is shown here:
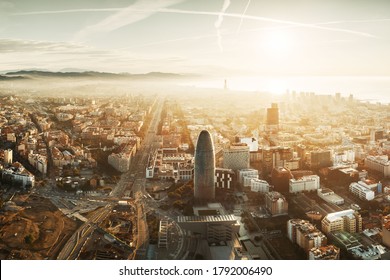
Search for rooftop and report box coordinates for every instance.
[325,209,355,222]
[177,214,237,223]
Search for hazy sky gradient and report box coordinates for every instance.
[1,0,390,76]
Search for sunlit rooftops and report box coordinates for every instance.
[177,214,237,223]
[325,209,355,222]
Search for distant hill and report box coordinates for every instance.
[4,70,188,79]
[0,74,28,80]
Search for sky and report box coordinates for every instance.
[1,0,390,77]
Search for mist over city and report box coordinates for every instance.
[1,0,390,261]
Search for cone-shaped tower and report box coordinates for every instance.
[194,130,215,203]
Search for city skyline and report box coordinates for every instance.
[1,0,390,78]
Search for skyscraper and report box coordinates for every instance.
[267,103,279,126]
[194,130,215,203]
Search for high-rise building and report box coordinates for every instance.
[310,150,332,169]
[194,130,216,203]
[266,103,279,127]
[223,144,250,171]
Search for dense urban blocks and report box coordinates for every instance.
[194,130,215,203]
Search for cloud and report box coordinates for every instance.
[73,0,184,41]
[0,38,85,53]
[215,0,230,51]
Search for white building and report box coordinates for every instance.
[365,155,390,177]
[322,209,362,234]
[333,150,355,165]
[238,137,258,152]
[317,188,344,205]
[250,179,270,193]
[237,169,258,185]
[349,181,376,201]
[289,175,320,193]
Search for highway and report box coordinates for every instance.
[57,204,112,260]
[57,97,164,260]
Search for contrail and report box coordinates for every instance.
[237,0,251,34]
[215,0,231,51]
[13,7,379,39]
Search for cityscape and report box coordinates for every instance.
[1,0,390,261]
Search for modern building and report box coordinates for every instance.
[237,169,258,186]
[317,188,344,205]
[146,148,194,181]
[223,144,250,172]
[365,155,390,177]
[262,146,293,174]
[2,162,35,188]
[309,245,340,260]
[177,203,240,243]
[194,130,216,203]
[215,168,235,190]
[265,191,288,216]
[322,209,362,235]
[310,150,332,169]
[250,179,270,193]
[289,175,320,193]
[349,181,375,201]
[266,103,279,128]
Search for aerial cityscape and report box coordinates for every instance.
[1,0,390,261]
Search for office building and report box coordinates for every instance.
[215,168,235,190]
[322,209,362,235]
[266,103,279,128]
[237,169,258,186]
[310,150,332,169]
[265,191,288,216]
[177,203,240,257]
[365,155,390,177]
[2,162,35,188]
[194,130,216,203]
[262,146,293,174]
[250,179,270,193]
[223,144,250,172]
[289,175,320,193]
[317,188,344,205]
[349,181,375,201]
